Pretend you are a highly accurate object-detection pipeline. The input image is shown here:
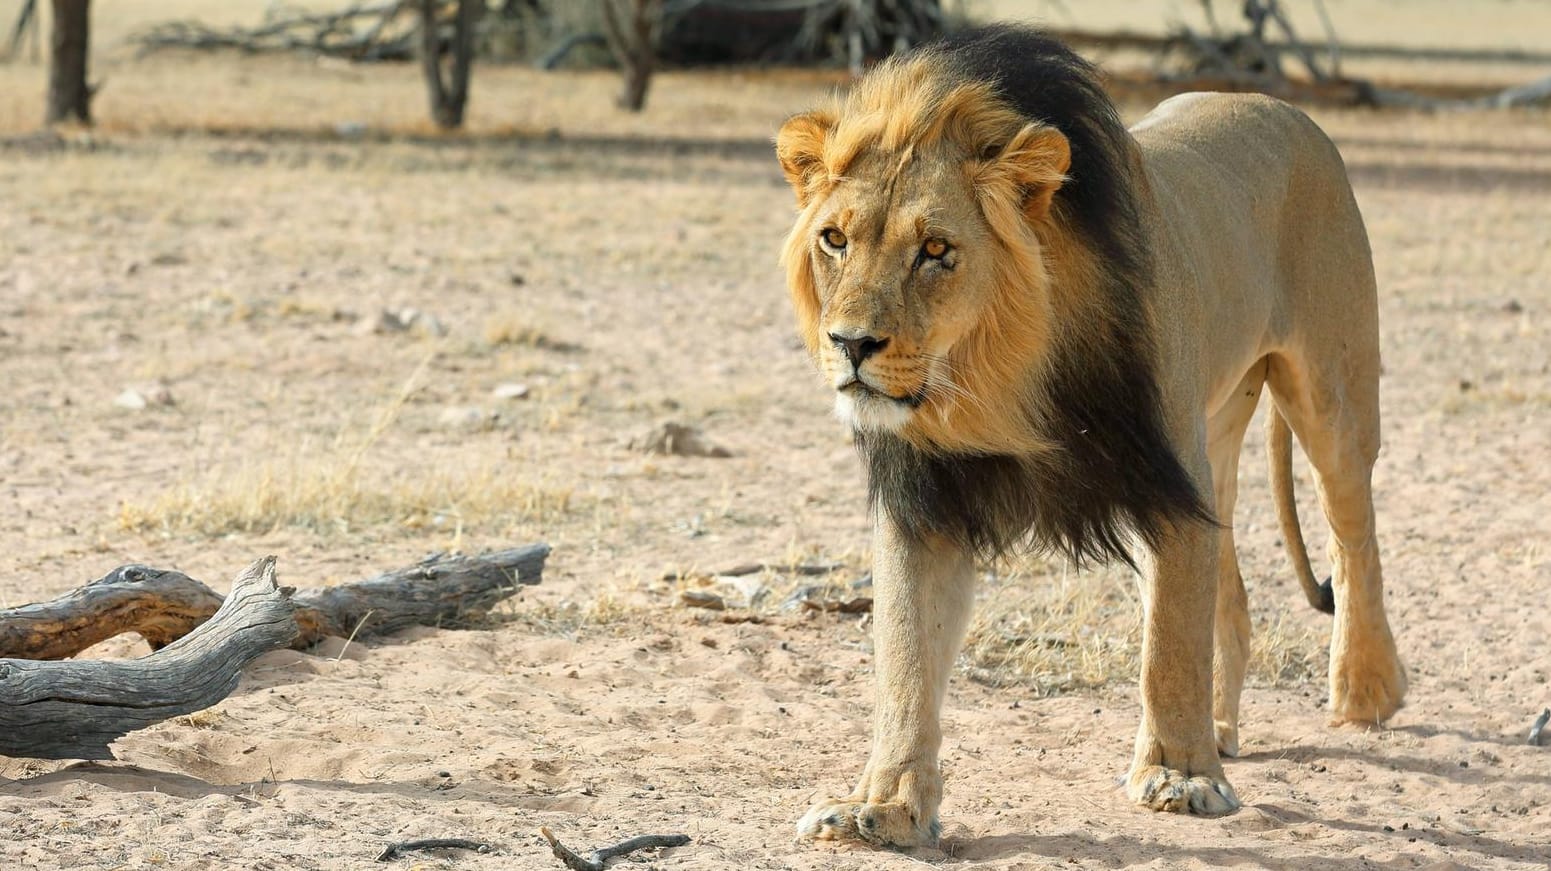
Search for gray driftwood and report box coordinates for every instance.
[0,545,548,761]
[0,544,550,660]
[0,557,297,760]
[539,827,689,871]
[289,544,549,644]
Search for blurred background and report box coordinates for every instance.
[3,1,1550,134]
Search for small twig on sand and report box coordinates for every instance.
[539,826,689,871]
[375,838,493,862]
[1529,708,1550,746]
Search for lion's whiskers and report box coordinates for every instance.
[919,354,988,423]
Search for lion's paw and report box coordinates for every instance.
[797,761,941,849]
[797,798,940,848]
[1127,765,1240,816]
[1330,648,1406,726]
[1214,720,1240,758]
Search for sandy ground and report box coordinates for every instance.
[3,9,1551,870]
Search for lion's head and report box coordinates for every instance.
[776,55,1072,453]
[775,28,1209,564]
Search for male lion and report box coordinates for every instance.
[775,26,1406,847]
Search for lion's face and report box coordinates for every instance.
[798,147,1000,433]
[777,90,1071,446]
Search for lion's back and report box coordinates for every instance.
[1132,91,1372,283]
[1128,91,1377,387]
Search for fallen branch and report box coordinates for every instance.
[132,2,418,61]
[0,545,549,660]
[0,564,226,659]
[539,827,689,871]
[375,838,493,862]
[0,558,298,760]
[1530,708,1550,747]
[290,544,549,644]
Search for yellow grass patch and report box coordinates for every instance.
[116,355,578,540]
[116,456,574,539]
[962,559,1320,694]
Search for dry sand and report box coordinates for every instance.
[2,10,1551,870]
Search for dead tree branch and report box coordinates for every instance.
[0,557,298,760]
[132,2,419,61]
[290,544,548,643]
[539,827,690,871]
[0,544,550,660]
[376,838,494,862]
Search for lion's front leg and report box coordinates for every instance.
[1127,522,1241,816]
[798,521,975,848]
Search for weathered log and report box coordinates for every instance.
[0,557,297,760]
[0,565,225,660]
[289,544,549,644]
[0,544,550,660]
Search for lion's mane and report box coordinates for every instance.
[805,28,1213,565]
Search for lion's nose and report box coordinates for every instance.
[829,331,890,368]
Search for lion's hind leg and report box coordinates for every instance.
[1266,352,1405,726]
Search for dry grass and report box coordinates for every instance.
[647,549,1320,696]
[115,455,575,540]
[502,591,637,638]
[116,356,578,541]
[481,311,578,352]
[961,557,1320,694]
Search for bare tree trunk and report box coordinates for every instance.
[45,0,90,125]
[419,0,479,129]
[600,0,662,112]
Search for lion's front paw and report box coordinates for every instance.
[796,762,941,848]
[1127,765,1240,816]
[797,798,940,848]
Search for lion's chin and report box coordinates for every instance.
[834,388,913,433]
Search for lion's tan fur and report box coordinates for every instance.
[779,42,1405,849]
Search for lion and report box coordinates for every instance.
[774,26,1406,848]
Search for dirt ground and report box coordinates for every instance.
[2,6,1551,870]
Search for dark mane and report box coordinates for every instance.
[857,26,1213,566]
[933,25,1148,286]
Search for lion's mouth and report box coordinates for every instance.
[838,377,926,408]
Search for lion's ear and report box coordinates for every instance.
[992,123,1071,222]
[775,111,835,206]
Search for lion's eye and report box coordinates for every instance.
[822,228,848,250]
[922,239,949,259]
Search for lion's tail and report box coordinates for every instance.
[1267,408,1336,615]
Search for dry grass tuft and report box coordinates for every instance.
[506,593,637,637]
[117,355,578,539]
[482,312,578,352]
[116,457,575,539]
[961,558,1321,694]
